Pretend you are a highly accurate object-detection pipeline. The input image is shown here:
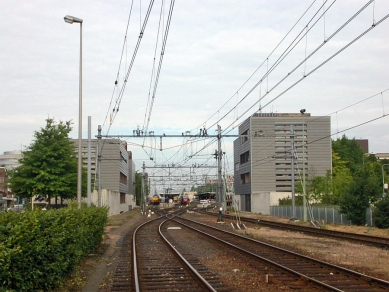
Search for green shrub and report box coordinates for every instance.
[0,205,108,291]
[373,197,389,229]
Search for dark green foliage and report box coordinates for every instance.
[339,162,382,225]
[0,206,108,291]
[373,197,389,228]
[135,172,142,205]
[8,118,87,201]
[279,195,303,206]
[332,135,365,174]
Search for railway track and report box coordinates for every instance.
[132,211,224,291]
[172,215,389,291]
[198,209,389,249]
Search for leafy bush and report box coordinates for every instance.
[0,205,108,291]
[373,197,389,229]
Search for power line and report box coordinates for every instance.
[220,8,388,138]
[191,0,323,132]
[102,0,135,131]
[105,0,156,133]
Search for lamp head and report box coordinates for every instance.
[300,109,306,114]
[64,15,83,24]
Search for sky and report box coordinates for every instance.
[1,0,389,191]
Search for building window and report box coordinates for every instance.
[120,192,126,204]
[241,130,249,144]
[240,151,250,164]
[120,152,127,163]
[120,172,127,184]
[240,172,250,184]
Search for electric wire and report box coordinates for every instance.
[203,0,336,131]
[100,1,155,154]
[102,0,135,131]
[143,0,176,137]
[107,0,155,131]
[219,8,388,139]
[141,0,166,135]
[100,2,387,193]
[211,0,371,133]
[191,0,321,132]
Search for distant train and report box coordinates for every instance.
[150,194,161,205]
[180,195,190,205]
[226,195,233,206]
[160,193,180,203]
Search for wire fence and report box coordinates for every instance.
[270,205,374,226]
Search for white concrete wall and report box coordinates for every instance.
[251,192,291,215]
[90,189,136,216]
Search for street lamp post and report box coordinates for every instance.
[300,109,307,222]
[64,15,83,209]
[382,164,388,198]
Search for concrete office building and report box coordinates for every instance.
[233,113,331,214]
[0,151,22,170]
[71,139,136,214]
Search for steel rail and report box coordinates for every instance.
[159,218,217,292]
[175,215,389,291]
[199,210,389,249]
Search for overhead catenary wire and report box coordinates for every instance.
[191,0,321,132]
[102,0,135,131]
[141,0,166,136]
[209,0,372,134]
[99,2,384,194]
[147,0,332,176]
[207,0,336,131]
[106,0,156,133]
[99,1,155,154]
[125,86,388,191]
[219,6,388,139]
[142,0,176,138]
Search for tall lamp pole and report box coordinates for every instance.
[64,15,83,209]
[300,109,307,222]
[382,164,388,198]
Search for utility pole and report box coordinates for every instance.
[290,125,296,219]
[97,125,102,207]
[87,116,91,207]
[142,162,146,215]
[217,125,224,210]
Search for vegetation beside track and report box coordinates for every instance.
[0,205,108,291]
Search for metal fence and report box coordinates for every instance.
[270,205,374,226]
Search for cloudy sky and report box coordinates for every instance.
[1,0,389,186]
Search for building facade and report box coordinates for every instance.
[233,113,331,213]
[0,151,22,170]
[72,139,136,213]
[0,151,22,210]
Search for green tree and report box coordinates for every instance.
[330,150,353,204]
[339,162,382,225]
[373,197,389,228]
[8,118,86,202]
[294,151,351,205]
[332,135,365,174]
[135,172,142,205]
